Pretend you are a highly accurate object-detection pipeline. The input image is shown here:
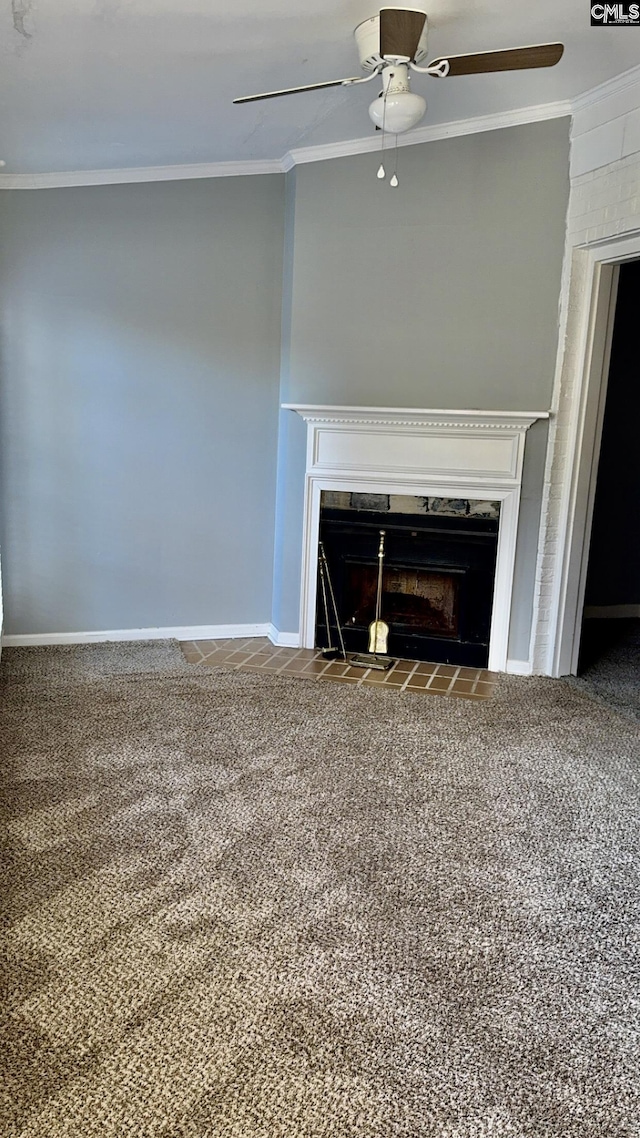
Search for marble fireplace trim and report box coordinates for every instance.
[283,405,550,674]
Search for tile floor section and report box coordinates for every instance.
[180,638,497,700]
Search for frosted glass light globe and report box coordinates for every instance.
[368,92,427,134]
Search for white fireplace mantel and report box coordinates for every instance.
[283,404,550,673]
[284,404,547,429]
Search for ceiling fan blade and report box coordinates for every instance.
[379,8,427,61]
[233,77,362,104]
[429,43,564,77]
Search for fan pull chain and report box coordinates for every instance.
[376,79,389,181]
[375,80,401,187]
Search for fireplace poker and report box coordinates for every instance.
[318,542,347,661]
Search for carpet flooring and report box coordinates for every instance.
[569,618,640,722]
[1,642,639,1138]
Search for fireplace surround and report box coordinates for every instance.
[284,405,549,672]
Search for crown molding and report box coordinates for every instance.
[572,62,640,114]
[282,100,571,169]
[0,101,571,190]
[0,157,284,190]
[3,67,638,190]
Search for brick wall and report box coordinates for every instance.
[531,139,640,673]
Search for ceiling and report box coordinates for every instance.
[1,0,639,175]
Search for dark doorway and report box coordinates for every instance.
[576,259,640,718]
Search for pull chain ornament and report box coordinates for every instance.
[376,83,389,183]
[390,131,399,186]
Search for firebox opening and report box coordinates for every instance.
[316,493,500,667]
[344,563,461,637]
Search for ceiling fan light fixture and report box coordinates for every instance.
[369,91,426,133]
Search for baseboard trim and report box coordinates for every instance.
[267,625,301,648]
[1,625,533,667]
[1,623,272,647]
[583,604,640,620]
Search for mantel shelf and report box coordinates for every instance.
[283,404,550,431]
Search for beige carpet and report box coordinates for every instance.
[568,618,640,722]
[1,642,639,1138]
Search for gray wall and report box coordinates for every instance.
[287,119,569,408]
[0,119,570,656]
[274,119,570,657]
[271,169,306,635]
[0,176,284,634]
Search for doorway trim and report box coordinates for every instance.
[544,229,640,677]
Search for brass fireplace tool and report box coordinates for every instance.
[318,541,347,661]
[350,530,394,670]
[318,534,394,670]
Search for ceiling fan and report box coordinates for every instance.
[233,8,564,138]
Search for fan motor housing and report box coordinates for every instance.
[355,10,429,72]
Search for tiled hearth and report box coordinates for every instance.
[180,638,497,700]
